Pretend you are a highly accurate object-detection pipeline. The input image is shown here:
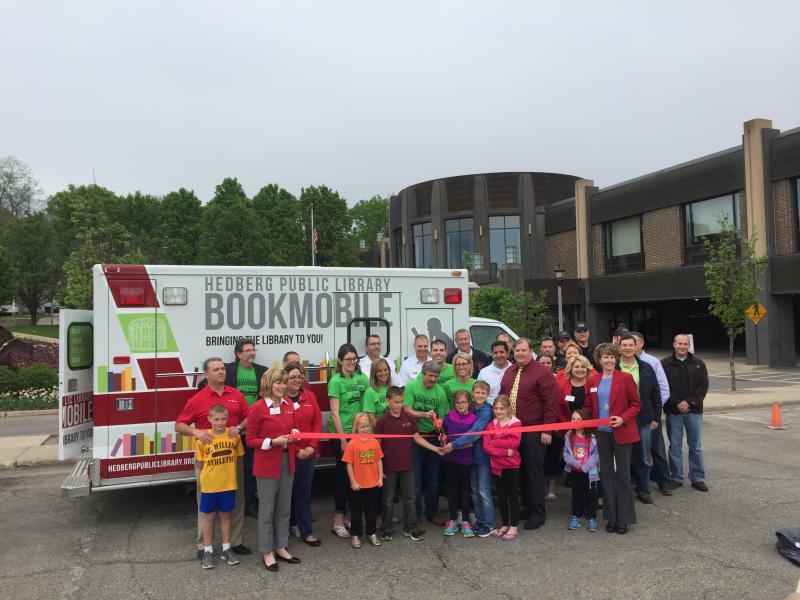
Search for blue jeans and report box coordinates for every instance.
[412,442,441,519]
[470,463,495,528]
[290,455,317,538]
[649,421,672,488]
[631,423,653,496]
[666,412,705,484]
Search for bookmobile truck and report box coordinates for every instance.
[59,264,517,496]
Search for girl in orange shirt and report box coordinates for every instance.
[343,413,384,548]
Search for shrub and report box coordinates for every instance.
[0,386,58,411]
[0,366,19,394]
[17,364,58,390]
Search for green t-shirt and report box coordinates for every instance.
[619,359,640,389]
[443,377,476,407]
[362,385,388,419]
[403,378,450,434]
[236,363,259,406]
[327,372,369,434]
[415,363,455,386]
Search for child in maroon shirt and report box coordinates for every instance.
[375,387,436,540]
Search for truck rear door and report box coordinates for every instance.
[58,309,94,460]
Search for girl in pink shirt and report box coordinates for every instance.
[482,394,522,540]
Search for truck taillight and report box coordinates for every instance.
[119,287,145,306]
[444,288,462,304]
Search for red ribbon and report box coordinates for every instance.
[289,418,611,440]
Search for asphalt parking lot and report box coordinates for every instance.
[2,406,799,600]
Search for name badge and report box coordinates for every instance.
[565,395,575,403]
[293,401,300,410]
[270,407,281,415]
[590,387,598,393]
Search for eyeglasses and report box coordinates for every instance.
[341,357,358,362]
[287,375,303,381]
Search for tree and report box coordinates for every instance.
[0,241,17,305]
[703,215,767,391]
[0,156,42,218]
[196,178,267,266]
[251,184,304,265]
[5,214,59,323]
[158,188,202,264]
[349,195,389,249]
[298,186,359,267]
[500,289,551,342]
[469,287,511,320]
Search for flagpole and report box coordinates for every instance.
[311,204,315,266]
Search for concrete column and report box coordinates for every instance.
[431,181,445,267]
[520,174,537,279]
[401,189,413,267]
[742,119,796,367]
[575,179,594,279]
[473,176,491,283]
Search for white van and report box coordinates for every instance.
[60,264,479,495]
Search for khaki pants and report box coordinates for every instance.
[195,455,244,549]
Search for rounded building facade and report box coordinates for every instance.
[389,172,581,284]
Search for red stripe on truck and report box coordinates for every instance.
[102,264,160,308]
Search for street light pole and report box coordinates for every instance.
[553,265,565,333]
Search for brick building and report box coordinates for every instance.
[388,119,800,367]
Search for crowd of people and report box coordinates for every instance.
[176,323,710,570]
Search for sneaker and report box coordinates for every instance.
[350,536,362,549]
[368,533,382,547]
[403,529,425,541]
[289,525,301,538]
[568,515,581,530]
[380,529,394,541]
[587,518,598,532]
[221,549,240,565]
[461,522,475,538]
[474,523,493,538]
[443,520,459,536]
[201,550,214,569]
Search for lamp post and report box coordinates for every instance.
[553,265,566,333]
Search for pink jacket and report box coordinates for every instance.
[482,417,522,476]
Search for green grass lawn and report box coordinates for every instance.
[9,325,59,339]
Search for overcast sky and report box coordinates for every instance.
[2,1,798,205]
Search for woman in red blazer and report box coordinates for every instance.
[284,361,323,547]
[246,367,299,571]
[586,343,641,534]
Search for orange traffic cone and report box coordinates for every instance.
[768,403,785,430]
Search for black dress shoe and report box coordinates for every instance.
[606,522,618,533]
[263,560,279,572]
[303,537,322,547]
[616,524,628,535]
[523,518,544,531]
[275,553,301,564]
[231,544,252,555]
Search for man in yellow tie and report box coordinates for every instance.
[499,338,560,531]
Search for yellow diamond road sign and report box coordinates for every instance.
[746,303,766,325]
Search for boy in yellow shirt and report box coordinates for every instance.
[195,404,245,569]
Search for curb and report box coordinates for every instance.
[704,398,800,413]
[1,410,58,419]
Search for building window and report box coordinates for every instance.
[412,222,432,268]
[489,215,520,278]
[445,218,474,268]
[604,215,644,274]
[684,192,740,264]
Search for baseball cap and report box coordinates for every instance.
[574,322,588,332]
[557,331,571,341]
